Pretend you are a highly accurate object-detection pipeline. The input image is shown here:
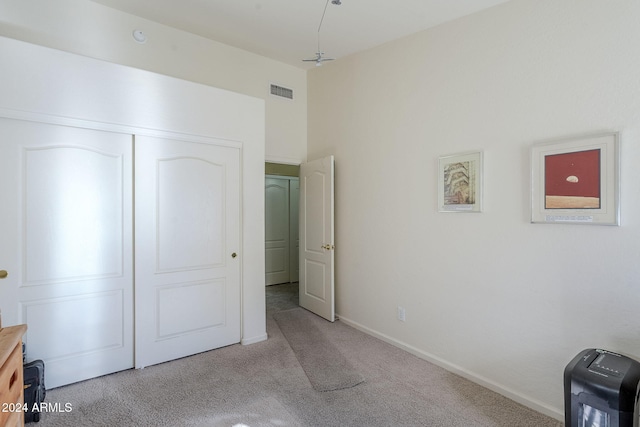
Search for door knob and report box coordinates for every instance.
[0,270,7,279]
[231,253,237,258]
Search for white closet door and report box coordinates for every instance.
[0,118,134,388]
[265,177,290,285]
[134,135,241,368]
[289,178,300,283]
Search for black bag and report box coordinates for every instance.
[23,359,46,423]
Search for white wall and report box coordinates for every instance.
[0,0,307,164]
[308,0,640,419]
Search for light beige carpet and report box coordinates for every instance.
[273,308,364,392]
[34,284,562,426]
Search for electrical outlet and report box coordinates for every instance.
[397,306,406,322]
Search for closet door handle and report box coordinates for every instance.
[0,270,7,279]
[231,253,238,258]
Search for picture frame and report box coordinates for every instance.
[530,132,619,225]
[438,151,483,213]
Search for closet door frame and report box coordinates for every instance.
[0,108,247,386]
[1,35,267,352]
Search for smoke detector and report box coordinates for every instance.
[132,30,147,44]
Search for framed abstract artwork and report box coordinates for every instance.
[530,132,619,225]
[438,151,483,213]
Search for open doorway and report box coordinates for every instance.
[265,162,300,313]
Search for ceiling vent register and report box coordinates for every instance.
[270,84,294,100]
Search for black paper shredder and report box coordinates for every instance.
[565,348,640,427]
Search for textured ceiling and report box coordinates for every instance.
[90,0,511,68]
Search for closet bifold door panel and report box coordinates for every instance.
[134,135,242,369]
[289,179,300,283]
[265,176,300,285]
[0,117,135,389]
[265,177,291,285]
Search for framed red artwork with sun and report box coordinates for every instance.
[531,132,619,225]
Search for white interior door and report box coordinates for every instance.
[0,117,134,388]
[299,156,335,321]
[265,177,291,285]
[134,135,241,368]
[289,178,300,283]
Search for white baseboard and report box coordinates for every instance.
[337,314,564,422]
[241,333,268,345]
